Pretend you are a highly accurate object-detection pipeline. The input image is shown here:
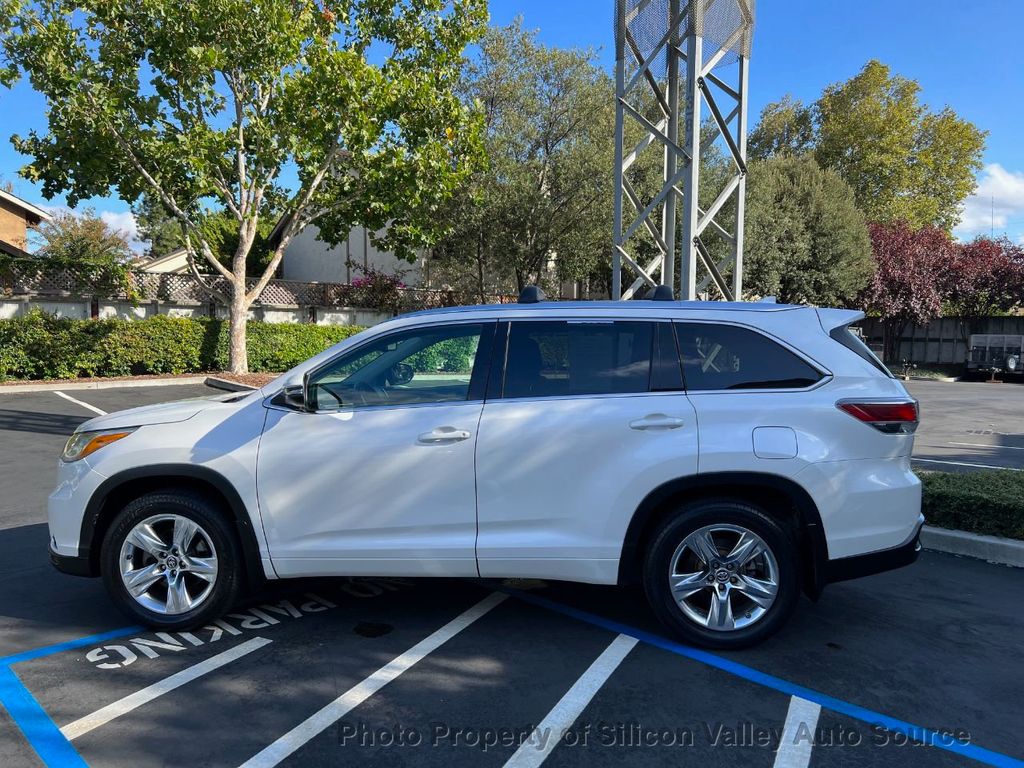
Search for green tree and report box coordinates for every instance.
[2,0,486,372]
[815,60,986,230]
[749,62,986,231]
[432,20,615,297]
[134,192,276,274]
[743,155,873,306]
[132,192,184,259]
[748,95,815,161]
[31,209,135,298]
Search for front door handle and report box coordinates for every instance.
[417,426,472,444]
[629,414,685,431]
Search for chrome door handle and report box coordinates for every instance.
[417,427,472,444]
[629,414,685,431]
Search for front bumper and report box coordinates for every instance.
[825,515,924,583]
[49,542,95,577]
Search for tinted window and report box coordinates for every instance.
[308,323,486,409]
[675,322,822,391]
[503,321,653,398]
[830,324,892,377]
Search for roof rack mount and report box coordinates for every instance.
[518,285,546,304]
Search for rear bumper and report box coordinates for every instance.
[825,516,923,583]
[49,543,95,577]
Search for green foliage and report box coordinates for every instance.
[133,192,277,273]
[406,337,478,374]
[132,192,185,259]
[748,95,816,160]
[213,320,361,373]
[30,209,136,300]
[744,155,873,306]
[751,61,986,231]
[431,19,615,296]
[197,211,277,275]
[815,61,986,230]
[0,312,361,380]
[921,471,1024,540]
[1,0,487,372]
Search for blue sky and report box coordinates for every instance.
[2,0,1022,247]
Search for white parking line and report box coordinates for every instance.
[912,457,1022,471]
[772,696,821,768]
[53,391,107,416]
[503,634,638,768]
[61,636,271,740]
[239,592,508,768]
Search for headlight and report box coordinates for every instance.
[62,428,136,463]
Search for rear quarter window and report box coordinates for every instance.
[829,325,893,377]
[675,322,823,391]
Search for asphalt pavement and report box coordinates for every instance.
[0,381,1020,768]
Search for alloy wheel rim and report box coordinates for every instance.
[118,514,218,615]
[667,523,779,632]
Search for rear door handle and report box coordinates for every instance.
[629,414,685,431]
[417,426,472,444]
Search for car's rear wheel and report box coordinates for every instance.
[101,491,241,629]
[642,499,799,649]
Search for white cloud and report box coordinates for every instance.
[99,210,141,248]
[955,163,1024,239]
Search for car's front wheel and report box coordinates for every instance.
[100,491,242,629]
[643,499,799,649]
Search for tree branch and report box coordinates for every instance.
[244,145,346,304]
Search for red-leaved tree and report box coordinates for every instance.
[861,221,957,362]
[945,237,1024,344]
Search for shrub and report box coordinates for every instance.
[921,471,1024,540]
[211,321,364,372]
[0,312,363,381]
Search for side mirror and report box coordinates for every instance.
[388,362,414,386]
[282,383,307,411]
[277,372,311,412]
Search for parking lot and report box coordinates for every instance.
[0,381,1022,767]
[907,379,1024,473]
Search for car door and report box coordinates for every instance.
[474,318,699,584]
[257,320,496,577]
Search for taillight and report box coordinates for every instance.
[837,400,919,434]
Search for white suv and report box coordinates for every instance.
[48,293,922,648]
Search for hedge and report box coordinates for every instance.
[921,471,1024,540]
[0,313,363,380]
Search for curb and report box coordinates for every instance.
[0,376,209,394]
[204,376,258,392]
[920,525,1024,568]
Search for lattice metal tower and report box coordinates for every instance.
[612,0,755,300]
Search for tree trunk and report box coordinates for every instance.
[228,284,248,374]
[883,318,908,364]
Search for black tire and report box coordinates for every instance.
[642,498,800,650]
[100,490,242,630]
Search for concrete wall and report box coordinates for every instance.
[282,225,425,286]
[0,297,389,327]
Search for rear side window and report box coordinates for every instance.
[503,321,654,398]
[830,325,893,377]
[675,322,822,391]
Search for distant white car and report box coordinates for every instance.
[49,291,922,648]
